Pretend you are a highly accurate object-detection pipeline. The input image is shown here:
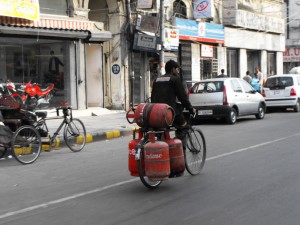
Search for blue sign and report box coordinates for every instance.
[173,18,224,43]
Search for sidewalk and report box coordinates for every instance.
[43,107,137,149]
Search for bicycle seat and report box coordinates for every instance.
[35,111,47,118]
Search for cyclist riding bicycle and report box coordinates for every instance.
[151,60,195,147]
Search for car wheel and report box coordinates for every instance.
[226,108,237,124]
[255,104,265,119]
[294,100,300,112]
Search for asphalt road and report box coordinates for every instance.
[1,111,300,225]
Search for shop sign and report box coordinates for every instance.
[0,0,40,21]
[112,64,121,75]
[137,0,153,9]
[135,14,159,34]
[283,47,300,62]
[133,33,158,53]
[193,0,214,19]
[164,28,179,51]
[173,18,224,44]
[201,44,213,58]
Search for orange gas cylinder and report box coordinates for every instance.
[165,131,185,178]
[134,103,174,129]
[128,130,143,176]
[144,134,170,181]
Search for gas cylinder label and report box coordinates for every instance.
[145,153,163,159]
[129,149,136,155]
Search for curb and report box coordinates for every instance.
[42,128,134,151]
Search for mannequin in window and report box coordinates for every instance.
[48,50,64,75]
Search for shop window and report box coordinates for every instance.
[173,0,187,18]
[0,38,71,108]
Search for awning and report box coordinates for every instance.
[0,16,112,42]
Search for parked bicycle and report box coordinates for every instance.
[126,103,206,189]
[33,106,86,152]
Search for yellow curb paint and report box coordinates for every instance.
[106,131,113,139]
[86,134,93,143]
[76,135,85,144]
[52,138,60,149]
[14,145,32,155]
[113,130,120,138]
[42,144,50,151]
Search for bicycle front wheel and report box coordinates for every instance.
[12,125,41,164]
[185,128,206,175]
[136,146,162,189]
[64,118,86,152]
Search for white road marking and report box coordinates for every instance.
[1,132,300,220]
[207,133,300,161]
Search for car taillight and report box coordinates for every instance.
[262,89,265,97]
[223,86,228,105]
[290,87,297,96]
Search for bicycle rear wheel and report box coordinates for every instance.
[185,128,206,175]
[64,118,86,152]
[12,125,41,164]
[136,146,162,189]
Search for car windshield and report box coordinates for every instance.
[191,81,224,93]
[264,77,294,88]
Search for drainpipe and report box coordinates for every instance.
[126,0,134,107]
[101,43,105,108]
[286,0,289,39]
[159,0,165,76]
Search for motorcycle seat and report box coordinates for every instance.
[35,111,47,119]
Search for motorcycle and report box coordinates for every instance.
[4,80,55,110]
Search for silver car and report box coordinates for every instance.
[262,74,300,112]
[188,78,266,124]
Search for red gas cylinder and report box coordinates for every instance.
[144,134,170,181]
[128,130,143,176]
[164,131,185,178]
[134,103,174,129]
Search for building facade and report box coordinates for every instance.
[283,0,300,73]
[0,0,111,110]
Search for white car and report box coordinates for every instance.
[262,74,300,112]
[188,78,266,124]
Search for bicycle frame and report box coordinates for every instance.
[35,107,73,145]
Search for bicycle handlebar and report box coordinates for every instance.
[56,106,72,117]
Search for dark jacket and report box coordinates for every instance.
[49,57,64,73]
[151,74,192,115]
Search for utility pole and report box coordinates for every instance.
[159,0,165,76]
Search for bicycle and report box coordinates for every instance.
[127,107,206,189]
[0,110,42,164]
[33,106,86,152]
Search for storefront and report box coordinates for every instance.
[0,16,111,109]
[283,47,300,73]
[172,18,225,81]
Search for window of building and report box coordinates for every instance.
[173,0,187,18]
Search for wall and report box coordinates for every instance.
[225,28,285,52]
